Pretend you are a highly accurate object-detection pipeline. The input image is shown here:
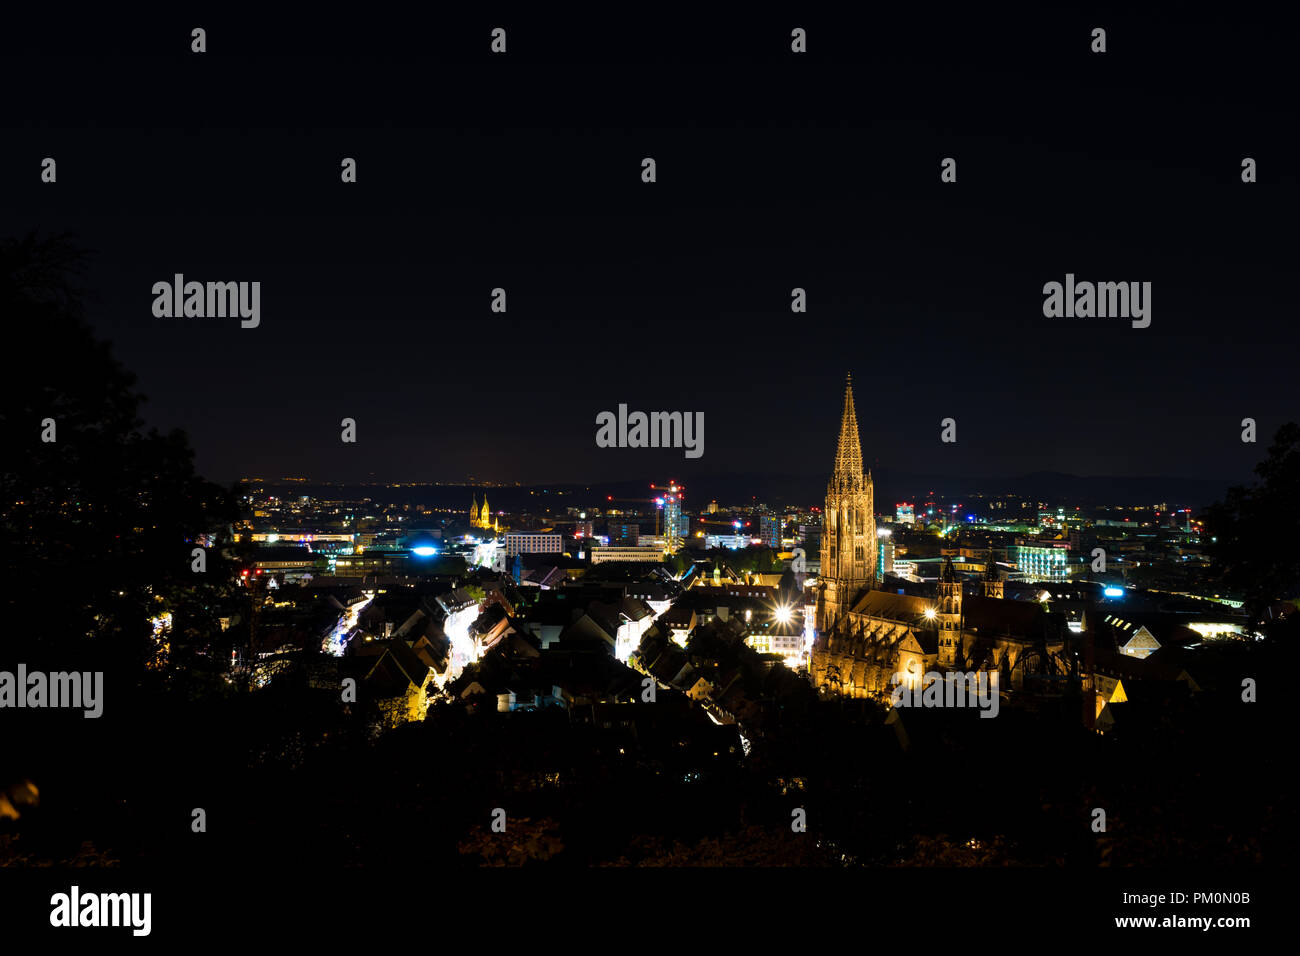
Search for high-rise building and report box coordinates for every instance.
[659,485,684,553]
[816,374,876,634]
[896,502,915,525]
[760,514,781,548]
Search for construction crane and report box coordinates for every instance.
[604,482,686,540]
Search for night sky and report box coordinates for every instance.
[5,10,1295,487]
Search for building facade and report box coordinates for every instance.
[504,533,563,558]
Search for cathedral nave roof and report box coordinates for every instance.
[849,589,935,623]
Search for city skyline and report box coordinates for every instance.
[1,6,1287,937]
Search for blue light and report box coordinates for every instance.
[1103,586,1124,598]
[412,546,438,557]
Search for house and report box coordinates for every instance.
[469,604,514,654]
[1088,644,1201,734]
[659,605,697,646]
[351,639,434,730]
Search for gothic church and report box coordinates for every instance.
[810,376,1069,700]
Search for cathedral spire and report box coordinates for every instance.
[816,374,876,637]
[832,373,864,483]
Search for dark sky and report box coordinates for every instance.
[5,10,1295,487]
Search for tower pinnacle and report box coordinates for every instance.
[832,373,865,485]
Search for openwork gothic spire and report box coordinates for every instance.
[831,373,865,488]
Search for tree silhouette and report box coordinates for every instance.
[1205,421,1300,630]
[663,551,691,576]
[0,232,237,676]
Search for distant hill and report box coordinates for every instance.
[646,471,1236,512]
[240,470,1238,514]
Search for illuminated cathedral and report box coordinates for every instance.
[809,376,1070,700]
[470,494,498,532]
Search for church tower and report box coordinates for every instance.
[471,494,480,528]
[480,496,491,529]
[982,546,1004,599]
[936,556,963,667]
[816,374,876,634]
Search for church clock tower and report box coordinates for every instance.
[816,374,876,634]
[936,556,964,667]
[982,546,1004,599]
